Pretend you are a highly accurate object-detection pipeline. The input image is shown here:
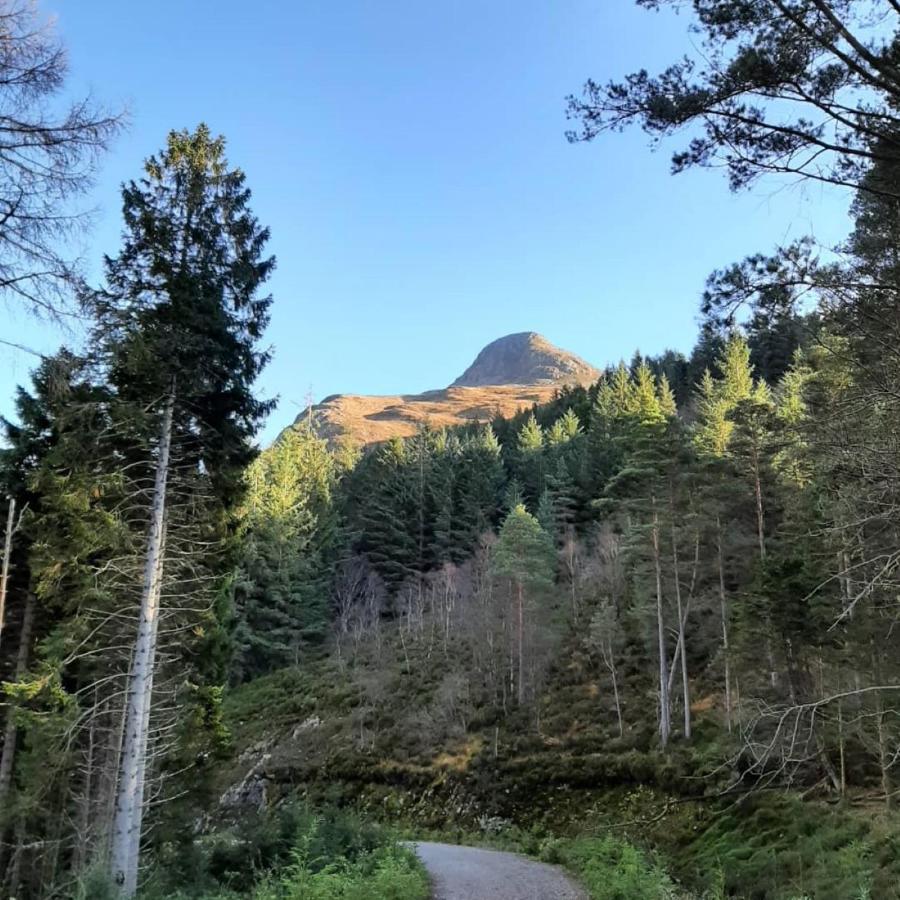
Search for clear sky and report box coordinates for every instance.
[0,0,852,442]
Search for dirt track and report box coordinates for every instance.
[413,841,588,900]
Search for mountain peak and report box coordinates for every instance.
[451,332,598,388]
[285,333,600,449]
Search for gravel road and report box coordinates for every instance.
[413,841,588,900]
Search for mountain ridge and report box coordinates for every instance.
[288,332,598,447]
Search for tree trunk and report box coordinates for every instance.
[565,528,578,623]
[837,697,846,797]
[652,502,670,749]
[4,820,25,898]
[608,658,624,738]
[110,388,174,897]
[750,451,778,689]
[516,580,525,706]
[0,591,33,804]
[669,513,691,740]
[74,690,99,875]
[127,523,165,878]
[876,692,892,812]
[0,591,35,878]
[0,496,16,655]
[751,447,765,561]
[717,517,732,733]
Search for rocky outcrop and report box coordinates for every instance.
[452,332,598,388]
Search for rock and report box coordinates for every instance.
[452,332,598,388]
[239,737,274,763]
[219,771,268,813]
[292,714,322,740]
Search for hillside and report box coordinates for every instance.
[289,332,599,446]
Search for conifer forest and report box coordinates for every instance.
[1,1,900,898]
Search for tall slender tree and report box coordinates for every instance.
[89,125,274,896]
[493,504,554,705]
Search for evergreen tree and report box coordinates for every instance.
[514,413,545,505]
[493,504,554,705]
[536,489,556,538]
[502,477,525,516]
[232,423,340,680]
[602,366,677,747]
[454,425,504,548]
[569,0,900,196]
[544,457,578,542]
[86,124,274,894]
[582,368,633,506]
[354,439,420,588]
[429,430,459,563]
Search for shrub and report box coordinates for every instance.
[136,806,428,900]
[558,836,680,900]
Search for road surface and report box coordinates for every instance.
[413,841,587,900]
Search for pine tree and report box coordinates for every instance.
[430,430,459,563]
[694,369,732,458]
[697,334,782,703]
[693,370,741,733]
[0,352,103,867]
[536,489,556,538]
[583,370,632,505]
[547,408,582,447]
[493,504,554,705]
[544,458,578,541]
[1,355,135,891]
[502,477,525,516]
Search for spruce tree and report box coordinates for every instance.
[87,125,274,895]
[232,424,340,680]
[454,425,504,548]
[355,439,419,587]
[602,366,678,747]
[515,413,546,505]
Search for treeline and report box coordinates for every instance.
[234,318,897,802]
[238,303,815,662]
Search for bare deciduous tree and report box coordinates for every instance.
[0,0,122,316]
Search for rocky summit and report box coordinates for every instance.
[289,333,599,447]
[452,331,599,388]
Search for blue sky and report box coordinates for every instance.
[0,0,851,442]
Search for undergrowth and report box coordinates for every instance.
[539,835,682,899]
[213,660,900,900]
[72,806,427,900]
